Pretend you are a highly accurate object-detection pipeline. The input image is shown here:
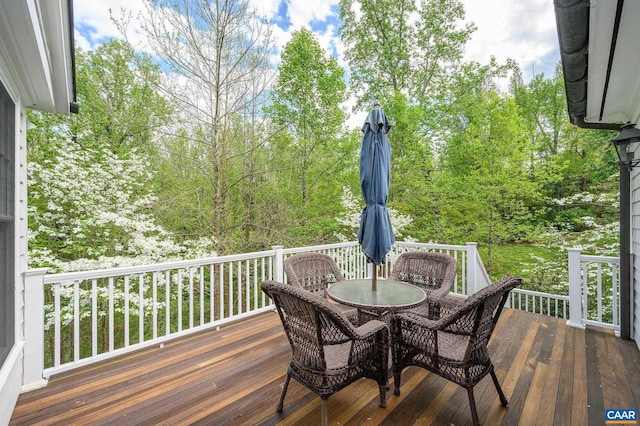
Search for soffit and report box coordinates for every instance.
[556,0,640,128]
[0,0,73,115]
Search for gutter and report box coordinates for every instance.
[554,0,621,131]
[68,0,78,114]
[572,115,620,131]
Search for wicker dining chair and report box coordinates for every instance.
[261,280,389,426]
[284,252,358,322]
[391,276,522,426]
[389,251,458,318]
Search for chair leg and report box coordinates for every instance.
[490,369,508,406]
[378,384,387,408]
[321,397,328,426]
[277,374,291,412]
[391,331,399,397]
[467,388,480,426]
[393,370,402,396]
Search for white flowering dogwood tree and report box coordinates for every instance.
[28,139,216,363]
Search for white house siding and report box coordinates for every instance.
[0,67,22,426]
[633,169,640,350]
[0,344,23,426]
[0,1,74,422]
[17,108,27,340]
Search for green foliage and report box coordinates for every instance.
[27,139,215,272]
[27,39,215,271]
[28,3,629,368]
[479,244,566,291]
[434,90,544,265]
[264,27,354,244]
[339,0,474,104]
[72,40,171,155]
[27,4,621,291]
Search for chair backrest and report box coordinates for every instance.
[261,280,356,371]
[444,277,521,360]
[389,251,457,295]
[284,252,345,296]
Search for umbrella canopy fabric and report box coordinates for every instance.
[357,105,395,265]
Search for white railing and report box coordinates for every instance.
[509,289,570,319]
[507,249,619,330]
[567,248,620,331]
[24,250,278,384]
[23,241,482,388]
[23,241,615,389]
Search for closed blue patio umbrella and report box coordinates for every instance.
[357,101,394,290]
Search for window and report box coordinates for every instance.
[0,80,15,367]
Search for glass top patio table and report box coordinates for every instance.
[327,279,426,312]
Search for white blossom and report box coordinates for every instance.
[335,186,413,241]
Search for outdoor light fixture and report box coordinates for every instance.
[613,121,640,341]
[612,122,640,170]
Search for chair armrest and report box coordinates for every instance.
[354,319,389,339]
[394,308,474,336]
[437,296,464,314]
[422,294,463,320]
[394,312,443,330]
[429,286,452,304]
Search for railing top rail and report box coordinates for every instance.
[281,241,471,256]
[40,249,277,284]
[394,241,469,251]
[280,241,360,255]
[511,288,570,300]
[580,254,620,263]
[36,241,476,284]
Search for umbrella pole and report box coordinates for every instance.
[372,264,377,291]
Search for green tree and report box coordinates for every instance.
[140,0,276,251]
[437,90,541,264]
[265,28,354,241]
[27,39,212,269]
[72,40,171,155]
[511,64,618,233]
[338,0,487,233]
[339,0,473,104]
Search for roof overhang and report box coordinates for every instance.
[0,0,76,115]
[555,0,640,130]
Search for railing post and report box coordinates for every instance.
[272,246,284,282]
[466,242,478,296]
[23,268,48,390]
[567,248,586,329]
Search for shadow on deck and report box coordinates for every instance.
[10,309,640,425]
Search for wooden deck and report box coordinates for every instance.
[10,309,640,426]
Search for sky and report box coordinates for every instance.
[73,0,561,124]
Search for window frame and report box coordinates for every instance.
[0,79,15,367]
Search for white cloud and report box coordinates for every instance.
[287,0,339,29]
[264,0,343,66]
[74,0,559,77]
[461,0,559,79]
[248,0,280,18]
[74,0,147,50]
[73,0,560,95]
